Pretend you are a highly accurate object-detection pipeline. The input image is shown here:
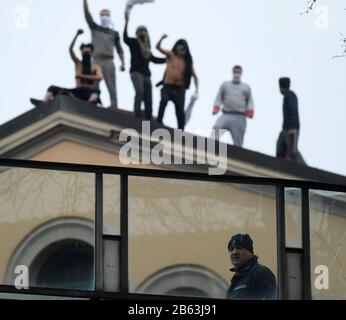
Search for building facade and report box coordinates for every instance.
[0,96,345,300]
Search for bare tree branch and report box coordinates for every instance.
[333,33,346,59]
[300,0,317,15]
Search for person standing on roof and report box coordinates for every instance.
[84,0,125,109]
[155,34,199,131]
[276,77,305,164]
[211,65,254,147]
[123,12,166,120]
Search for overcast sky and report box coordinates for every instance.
[2,0,346,176]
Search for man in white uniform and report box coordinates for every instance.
[211,65,254,147]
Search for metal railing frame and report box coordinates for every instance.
[0,158,345,300]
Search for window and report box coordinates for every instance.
[128,177,278,299]
[0,167,95,291]
[310,190,346,300]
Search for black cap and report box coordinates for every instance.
[228,234,254,254]
[80,43,94,52]
[279,77,291,90]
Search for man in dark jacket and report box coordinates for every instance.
[226,234,277,300]
[276,77,304,163]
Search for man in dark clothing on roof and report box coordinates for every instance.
[124,13,166,120]
[226,234,277,300]
[276,77,304,163]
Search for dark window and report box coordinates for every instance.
[31,240,94,291]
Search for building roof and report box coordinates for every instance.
[0,96,345,185]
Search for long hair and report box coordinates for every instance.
[136,26,151,60]
[172,39,193,89]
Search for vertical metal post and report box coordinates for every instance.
[276,186,287,300]
[302,188,312,300]
[120,174,129,294]
[95,173,104,292]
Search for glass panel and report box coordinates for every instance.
[286,251,303,300]
[103,174,120,235]
[103,239,120,292]
[310,190,346,300]
[129,177,278,300]
[285,188,302,248]
[0,167,95,291]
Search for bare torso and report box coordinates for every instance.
[75,62,100,88]
[164,54,186,87]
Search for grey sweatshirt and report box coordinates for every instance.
[85,11,123,59]
[214,81,254,114]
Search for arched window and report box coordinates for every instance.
[31,239,94,290]
[135,265,228,299]
[5,217,94,291]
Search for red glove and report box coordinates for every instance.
[213,105,221,115]
[246,109,254,119]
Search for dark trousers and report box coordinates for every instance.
[276,129,300,162]
[130,72,153,120]
[157,85,186,130]
[48,85,100,102]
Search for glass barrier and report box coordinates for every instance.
[103,174,120,236]
[0,167,95,291]
[2,161,345,300]
[285,188,302,249]
[128,177,278,299]
[310,190,346,300]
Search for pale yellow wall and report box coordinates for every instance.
[29,140,123,166]
[282,196,346,300]
[0,168,95,283]
[1,139,345,299]
[29,140,161,170]
[310,208,346,300]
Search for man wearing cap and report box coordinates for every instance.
[226,234,277,300]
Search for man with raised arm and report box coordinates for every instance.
[84,0,125,109]
[156,34,199,131]
[30,29,103,106]
[124,13,166,120]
